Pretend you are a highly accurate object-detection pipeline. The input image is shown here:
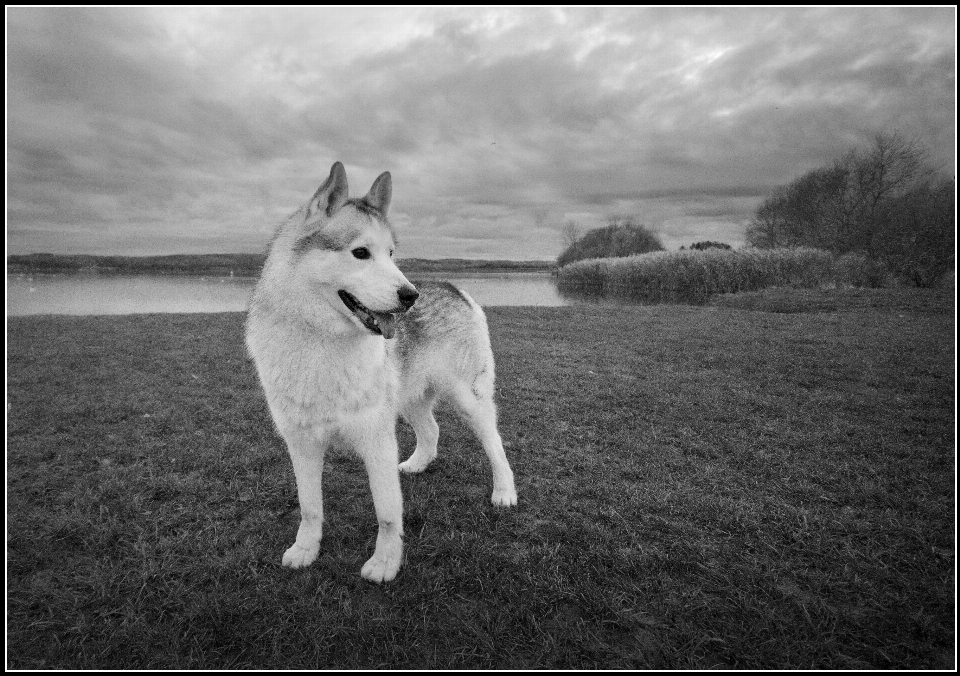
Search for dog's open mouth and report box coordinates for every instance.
[338,290,397,339]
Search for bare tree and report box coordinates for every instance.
[561,219,582,250]
[747,132,953,285]
[747,165,849,249]
[830,132,929,253]
[749,132,933,252]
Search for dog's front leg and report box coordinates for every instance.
[280,425,328,569]
[350,423,404,583]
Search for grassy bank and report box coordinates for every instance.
[6,253,268,277]
[556,247,890,303]
[7,288,955,669]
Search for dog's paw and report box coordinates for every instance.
[398,457,431,474]
[361,537,403,583]
[491,486,518,507]
[360,552,402,584]
[281,542,319,569]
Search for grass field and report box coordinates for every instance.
[6,287,955,669]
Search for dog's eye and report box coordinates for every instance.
[351,247,371,260]
[389,249,394,258]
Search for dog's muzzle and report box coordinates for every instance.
[398,285,419,310]
[338,287,417,339]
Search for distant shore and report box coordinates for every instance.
[6,253,556,277]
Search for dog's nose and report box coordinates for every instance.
[397,285,419,309]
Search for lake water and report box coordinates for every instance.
[6,272,579,316]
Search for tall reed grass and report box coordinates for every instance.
[556,247,887,303]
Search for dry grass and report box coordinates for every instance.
[556,248,888,303]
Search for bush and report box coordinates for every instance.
[870,177,955,288]
[557,218,664,267]
[833,252,892,288]
[687,241,732,251]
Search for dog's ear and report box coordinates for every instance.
[362,172,392,216]
[308,162,349,218]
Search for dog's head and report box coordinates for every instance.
[283,162,418,338]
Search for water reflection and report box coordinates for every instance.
[8,271,617,316]
[554,283,617,305]
[414,272,568,307]
[7,274,257,316]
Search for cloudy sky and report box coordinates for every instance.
[6,7,955,260]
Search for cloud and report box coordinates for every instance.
[6,7,955,258]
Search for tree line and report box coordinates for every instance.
[746,133,954,287]
[556,132,953,287]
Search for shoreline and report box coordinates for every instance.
[6,253,557,278]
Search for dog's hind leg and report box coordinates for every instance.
[280,426,328,569]
[450,380,518,507]
[399,392,439,474]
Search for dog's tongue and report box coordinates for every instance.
[376,312,397,339]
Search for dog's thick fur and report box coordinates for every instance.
[245,162,517,582]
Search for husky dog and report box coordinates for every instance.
[246,162,517,583]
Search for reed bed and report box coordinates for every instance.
[556,247,886,303]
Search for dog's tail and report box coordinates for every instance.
[456,288,485,317]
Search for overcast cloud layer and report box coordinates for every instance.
[7,7,956,259]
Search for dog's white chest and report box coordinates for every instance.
[248,321,398,426]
